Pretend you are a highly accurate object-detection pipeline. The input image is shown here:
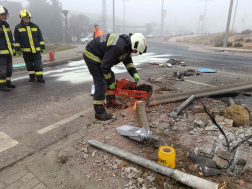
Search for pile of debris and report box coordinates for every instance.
[167,58,186,66]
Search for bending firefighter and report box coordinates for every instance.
[14,10,45,83]
[84,33,147,120]
[0,5,16,91]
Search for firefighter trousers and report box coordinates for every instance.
[0,55,12,88]
[84,54,116,114]
[23,52,43,79]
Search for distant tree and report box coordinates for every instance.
[241,29,252,34]
[27,0,63,42]
[68,14,93,40]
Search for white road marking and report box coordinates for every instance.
[37,109,91,135]
[185,80,215,87]
[0,132,19,153]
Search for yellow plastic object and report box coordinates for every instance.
[158,146,176,168]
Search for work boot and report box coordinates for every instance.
[29,75,36,82]
[37,75,45,83]
[95,112,112,121]
[7,81,16,88]
[0,85,10,91]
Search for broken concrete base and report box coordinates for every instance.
[216,149,233,161]
[213,155,229,169]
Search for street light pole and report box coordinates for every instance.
[113,0,115,33]
[232,0,239,30]
[161,0,164,37]
[223,0,234,48]
[200,0,213,33]
[122,0,129,33]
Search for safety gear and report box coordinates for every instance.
[0,6,9,21]
[0,56,13,90]
[37,75,45,83]
[19,10,32,19]
[95,112,112,121]
[23,52,44,82]
[108,82,116,90]
[29,74,35,82]
[93,27,103,39]
[17,51,22,55]
[7,81,16,88]
[133,73,140,82]
[41,49,45,53]
[130,33,147,55]
[85,33,138,85]
[0,22,16,56]
[14,21,45,53]
[0,86,10,91]
[84,34,139,116]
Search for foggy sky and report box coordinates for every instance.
[5,0,252,33]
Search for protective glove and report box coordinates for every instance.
[41,49,45,53]
[133,73,140,82]
[17,51,22,56]
[108,83,116,90]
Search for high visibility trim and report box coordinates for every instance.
[93,100,105,105]
[31,28,37,32]
[36,71,43,75]
[112,35,119,45]
[18,28,26,32]
[13,43,20,47]
[21,48,31,52]
[126,63,135,70]
[83,49,101,63]
[6,77,11,81]
[0,79,6,83]
[2,25,13,55]
[106,93,114,96]
[36,47,41,51]
[39,41,45,45]
[28,71,36,74]
[103,73,111,80]
[26,26,36,53]
[5,28,10,32]
[107,34,118,46]
[0,50,10,55]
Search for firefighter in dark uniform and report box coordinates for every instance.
[14,10,45,83]
[83,33,147,120]
[0,5,16,91]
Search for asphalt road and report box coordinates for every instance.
[1,41,252,169]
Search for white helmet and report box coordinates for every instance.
[131,33,147,55]
[0,5,9,21]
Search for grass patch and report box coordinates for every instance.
[45,45,77,53]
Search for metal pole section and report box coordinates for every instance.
[88,140,219,189]
[202,1,208,32]
[223,0,234,48]
[161,0,164,37]
[66,18,68,46]
[149,81,252,106]
[232,0,239,30]
[113,0,115,33]
[124,1,125,32]
[228,97,235,106]
[170,95,195,117]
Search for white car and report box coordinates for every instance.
[80,35,93,44]
[146,32,160,39]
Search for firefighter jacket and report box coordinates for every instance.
[14,21,45,53]
[93,28,103,39]
[84,33,138,85]
[0,21,15,56]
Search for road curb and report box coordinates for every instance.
[13,56,83,72]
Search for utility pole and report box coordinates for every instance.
[122,0,129,33]
[223,0,234,48]
[161,0,164,37]
[62,10,69,46]
[200,0,213,33]
[232,0,239,30]
[113,0,115,33]
[102,0,107,35]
